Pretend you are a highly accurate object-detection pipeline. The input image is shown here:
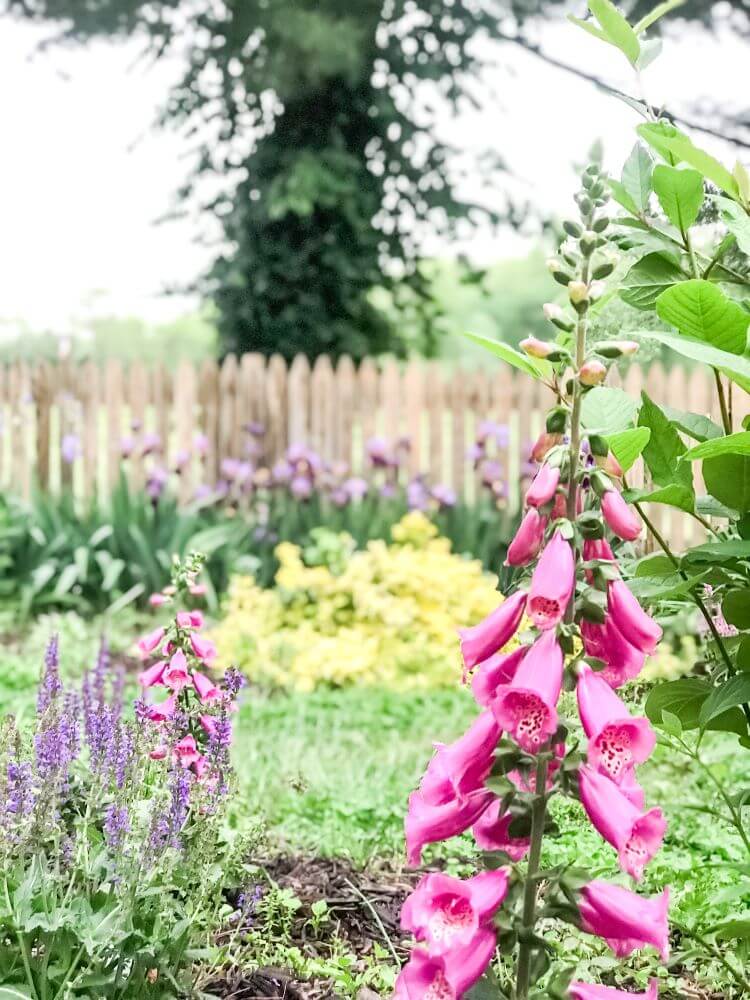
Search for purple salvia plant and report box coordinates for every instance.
[37,634,62,716]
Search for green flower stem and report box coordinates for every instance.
[4,878,39,999]
[514,752,550,1000]
[632,500,750,728]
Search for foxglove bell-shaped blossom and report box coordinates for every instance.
[471,646,527,707]
[472,799,530,860]
[191,633,218,663]
[506,508,547,566]
[492,630,564,752]
[193,670,222,703]
[608,581,662,654]
[569,979,659,1000]
[578,881,670,961]
[526,464,560,508]
[459,590,527,673]
[601,490,642,542]
[173,734,202,768]
[401,870,509,953]
[577,667,656,784]
[137,627,165,657]
[581,620,645,688]
[420,712,500,806]
[527,532,575,630]
[583,537,616,565]
[579,766,666,880]
[394,934,497,999]
[164,650,191,691]
[146,694,177,722]
[138,659,166,689]
[405,788,494,866]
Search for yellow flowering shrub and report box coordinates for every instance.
[210,512,505,691]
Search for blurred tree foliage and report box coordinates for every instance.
[4,0,744,361]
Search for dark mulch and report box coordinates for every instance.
[203,853,423,999]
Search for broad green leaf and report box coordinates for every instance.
[624,483,695,513]
[652,164,704,232]
[634,553,677,577]
[628,570,708,601]
[636,329,750,393]
[717,196,750,256]
[568,14,610,42]
[645,678,711,729]
[696,494,738,519]
[704,453,750,513]
[637,122,741,198]
[684,539,750,562]
[633,0,685,33]
[621,143,653,212]
[710,919,750,941]
[683,431,750,462]
[661,406,723,443]
[699,675,750,733]
[0,990,36,1000]
[722,589,750,629]
[581,386,638,435]
[656,280,749,354]
[588,0,641,64]
[620,252,684,310]
[606,427,650,472]
[608,178,640,216]
[463,331,551,379]
[638,392,693,489]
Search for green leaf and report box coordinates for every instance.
[581,386,638,435]
[637,122,741,198]
[588,0,641,63]
[684,539,750,562]
[627,570,708,601]
[624,483,695,513]
[722,589,750,629]
[636,329,750,394]
[652,165,704,232]
[608,178,640,216]
[645,678,711,729]
[656,280,749,354]
[463,331,551,379]
[717,196,750,256]
[704,454,750,513]
[606,427,650,472]
[683,431,750,461]
[638,391,693,489]
[661,406,723,443]
[0,990,37,1000]
[699,675,750,733]
[710,919,750,941]
[621,143,653,212]
[633,0,685,33]
[567,14,610,42]
[620,252,685,310]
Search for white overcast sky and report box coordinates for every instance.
[0,9,747,329]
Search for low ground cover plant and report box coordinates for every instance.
[210,512,508,690]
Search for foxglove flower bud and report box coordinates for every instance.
[579,360,607,386]
[601,489,641,541]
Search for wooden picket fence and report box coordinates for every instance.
[0,355,731,544]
